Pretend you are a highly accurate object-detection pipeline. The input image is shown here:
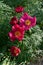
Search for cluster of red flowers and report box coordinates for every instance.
[8,6,36,56]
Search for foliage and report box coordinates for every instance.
[0,0,43,65]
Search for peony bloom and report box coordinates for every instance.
[10,46,21,56]
[8,24,25,41]
[10,16,18,25]
[15,6,24,13]
[20,12,36,31]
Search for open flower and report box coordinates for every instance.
[10,46,21,56]
[8,24,25,41]
[10,16,18,25]
[20,12,36,31]
[15,6,24,13]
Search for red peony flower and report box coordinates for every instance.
[15,6,24,13]
[8,24,25,41]
[20,12,36,31]
[10,46,21,56]
[10,16,18,25]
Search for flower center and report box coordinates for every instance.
[14,50,18,56]
[15,31,21,37]
[25,20,31,26]
[14,50,17,53]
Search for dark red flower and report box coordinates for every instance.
[8,24,25,41]
[10,46,21,56]
[10,16,18,25]
[15,6,24,13]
